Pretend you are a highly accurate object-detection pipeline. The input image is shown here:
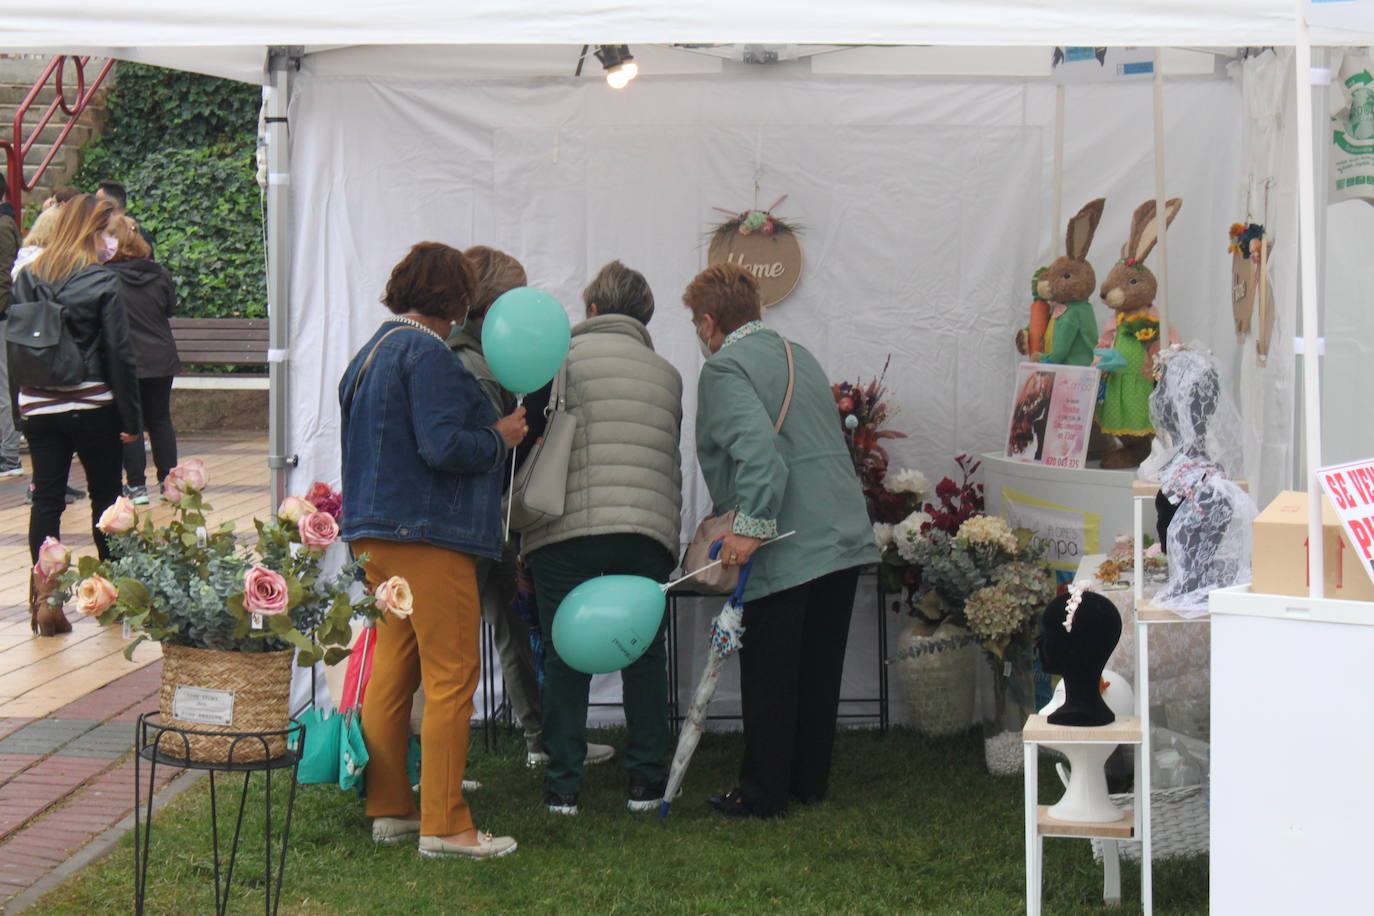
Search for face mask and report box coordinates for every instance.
[696,324,713,359]
[97,234,118,263]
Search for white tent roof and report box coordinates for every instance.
[6,0,1374,83]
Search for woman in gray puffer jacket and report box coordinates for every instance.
[521,260,683,817]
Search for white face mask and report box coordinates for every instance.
[97,233,118,263]
[696,322,714,359]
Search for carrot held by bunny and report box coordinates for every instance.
[1093,198,1184,469]
[1035,198,1105,368]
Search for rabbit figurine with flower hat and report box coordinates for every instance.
[1035,198,1105,368]
[1093,198,1185,469]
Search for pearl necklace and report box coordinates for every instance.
[390,314,447,344]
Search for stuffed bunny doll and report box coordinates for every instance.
[1036,198,1105,368]
[1094,198,1184,469]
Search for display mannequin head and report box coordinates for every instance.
[1037,584,1121,726]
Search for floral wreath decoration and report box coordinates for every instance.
[710,194,803,240]
[1227,222,1266,259]
[1063,579,1092,633]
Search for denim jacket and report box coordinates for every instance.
[338,322,507,559]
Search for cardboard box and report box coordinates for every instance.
[1252,491,1374,601]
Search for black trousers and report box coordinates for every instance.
[122,376,177,487]
[23,405,124,562]
[737,565,861,815]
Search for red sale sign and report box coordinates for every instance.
[1317,458,1374,588]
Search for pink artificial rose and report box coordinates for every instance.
[74,575,119,616]
[277,496,316,523]
[34,537,69,581]
[96,496,139,535]
[298,511,339,550]
[760,219,776,237]
[242,566,290,615]
[375,576,414,618]
[1144,543,1163,559]
[164,459,208,503]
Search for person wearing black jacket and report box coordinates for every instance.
[10,194,142,636]
[107,215,179,504]
[0,185,24,477]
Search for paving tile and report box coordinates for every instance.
[55,721,135,758]
[0,717,32,739]
[0,753,40,782]
[0,718,100,756]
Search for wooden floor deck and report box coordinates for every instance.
[0,439,271,719]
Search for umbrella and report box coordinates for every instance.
[659,541,754,819]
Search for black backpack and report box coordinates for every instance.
[5,276,87,388]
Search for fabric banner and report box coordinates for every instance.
[1331,53,1374,204]
[1000,485,1102,584]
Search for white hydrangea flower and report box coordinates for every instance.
[873,523,895,553]
[893,511,933,564]
[955,515,1018,553]
[886,468,931,498]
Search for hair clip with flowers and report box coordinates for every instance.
[1064,580,1092,633]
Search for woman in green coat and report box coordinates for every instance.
[684,263,878,818]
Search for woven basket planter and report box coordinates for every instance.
[1090,784,1209,862]
[156,645,295,765]
[893,620,979,737]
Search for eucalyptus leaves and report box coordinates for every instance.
[50,468,397,666]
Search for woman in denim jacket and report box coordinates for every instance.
[338,243,527,860]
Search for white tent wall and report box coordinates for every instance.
[283,67,1243,721]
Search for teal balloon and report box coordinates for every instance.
[481,287,571,395]
[552,576,666,674]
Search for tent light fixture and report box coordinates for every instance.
[593,44,638,89]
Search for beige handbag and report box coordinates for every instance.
[681,339,795,595]
[508,363,576,532]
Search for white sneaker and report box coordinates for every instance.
[418,832,517,860]
[526,742,616,768]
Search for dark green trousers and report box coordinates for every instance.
[529,533,675,795]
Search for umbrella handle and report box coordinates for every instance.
[661,531,795,594]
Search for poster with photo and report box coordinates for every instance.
[1005,362,1099,469]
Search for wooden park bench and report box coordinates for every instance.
[169,318,269,390]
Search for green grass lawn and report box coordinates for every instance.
[28,726,1206,915]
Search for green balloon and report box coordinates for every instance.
[481,287,571,395]
[552,575,667,674]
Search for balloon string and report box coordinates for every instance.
[660,530,796,593]
[503,393,524,541]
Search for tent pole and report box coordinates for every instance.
[1152,48,1171,346]
[265,47,300,509]
[1293,17,1325,598]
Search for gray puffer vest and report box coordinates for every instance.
[521,313,683,560]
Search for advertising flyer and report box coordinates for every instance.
[1005,362,1099,470]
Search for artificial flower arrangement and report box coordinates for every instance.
[872,455,1054,656]
[1227,221,1266,258]
[831,357,909,522]
[1093,533,1167,585]
[36,467,406,666]
[1116,310,1161,344]
[710,195,802,239]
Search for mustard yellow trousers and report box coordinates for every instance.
[355,538,480,836]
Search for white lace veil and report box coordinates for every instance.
[1139,347,1246,482]
[1140,347,1258,616]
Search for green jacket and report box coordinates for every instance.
[695,322,877,601]
[1039,299,1098,367]
[447,323,516,415]
[0,205,21,312]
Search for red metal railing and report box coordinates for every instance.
[1,55,114,221]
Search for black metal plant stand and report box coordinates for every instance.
[133,713,304,916]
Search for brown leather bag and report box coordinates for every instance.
[681,339,795,595]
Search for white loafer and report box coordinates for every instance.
[525,742,616,768]
[418,832,517,860]
[372,816,421,844]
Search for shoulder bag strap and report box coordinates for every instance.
[774,339,796,433]
[549,360,569,414]
[343,325,407,416]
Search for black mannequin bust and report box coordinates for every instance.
[1037,587,1122,727]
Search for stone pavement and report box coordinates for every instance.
[0,438,269,910]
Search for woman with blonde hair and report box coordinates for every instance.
[9,194,142,635]
[10,206,60,280]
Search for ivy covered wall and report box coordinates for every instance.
[76,62,265,319]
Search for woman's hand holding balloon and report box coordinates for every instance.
[493,406,528,449]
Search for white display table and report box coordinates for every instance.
[1209,584,1374,915]
[982,453,1157,576]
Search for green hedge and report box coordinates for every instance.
[76,62,265,319]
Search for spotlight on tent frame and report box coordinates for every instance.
[594,45,638,89]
